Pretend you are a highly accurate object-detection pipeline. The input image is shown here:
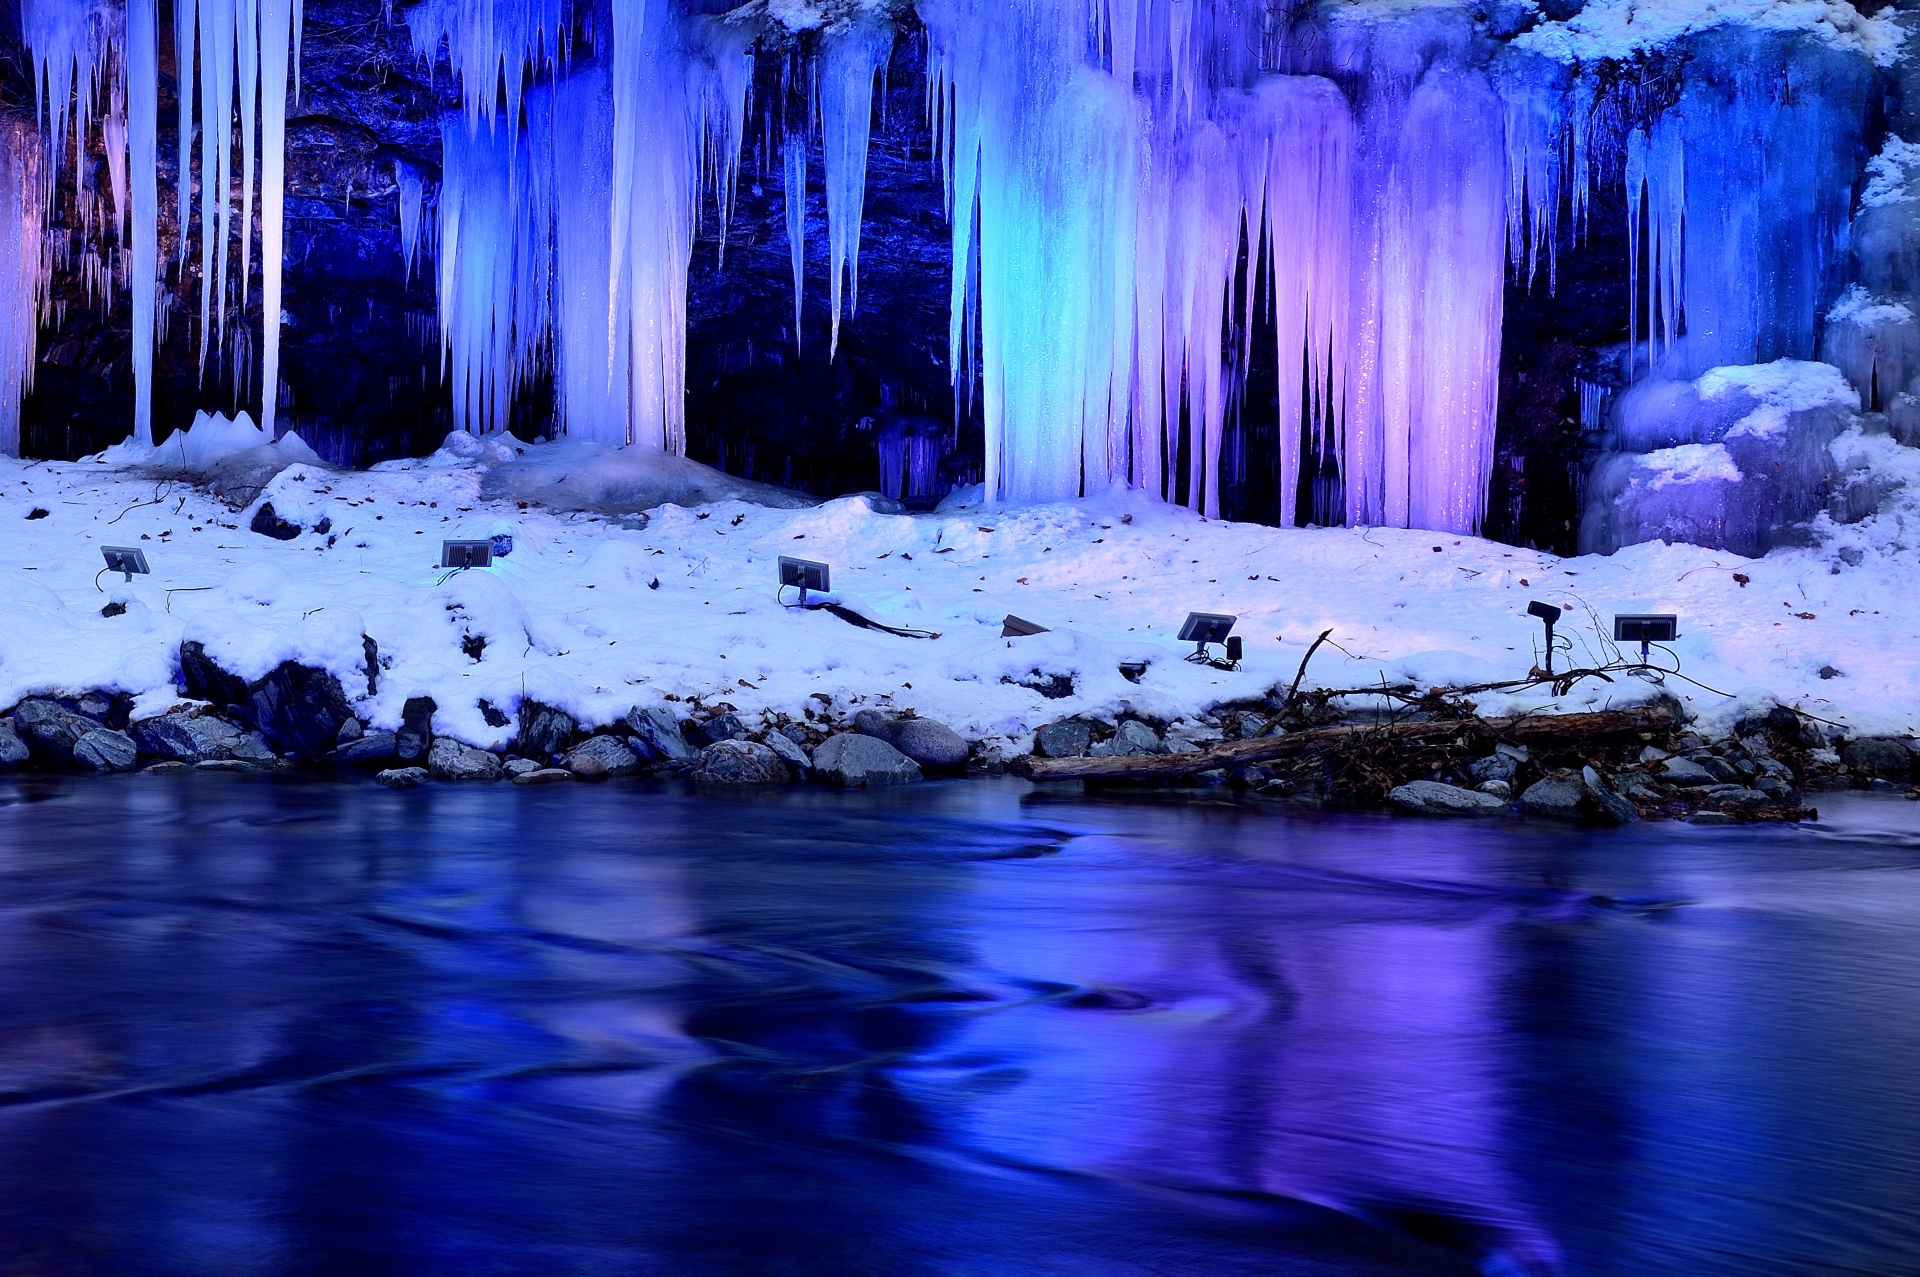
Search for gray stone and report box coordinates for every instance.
[890,717,970,769]
[693,739,793,784]
[852,708,900,742]
[428,738,503,781]
[1618,774,1670,803]
[336,716,364,744]
[1698,757,1741,784]
[12,699,94,762]
[329,732,397,766]
[1758,757,1794,781]
[762,730,813,773]
[1582,767,1641,825]
[1519,774,1590,821]
[1110,720,1165,756]
[248,662,354,760]
[513,768,574,786]
[397,696,436,763]
[566,735,642,780]
[1468,753,1518,786]
[143,761,190,774]
[1638,745,1670,764]
[516,701,575,760]
[1390,780,1507,816]
[624,705,697,764]
[1474,779,1512,800]
[1033,718,1092,759]
[1658,757,1716,788]
[1756,777,1797,802]
[230,733,278,762]
[503,757,542,777]
[0,719,29,770]
[196,759,265,773]
[1705,785,1771,808]
[692,713,748,747]
[811,733,922,787]
[375,766,432,789]
[73,729,139,772]
[1689,811,1739,826]
[130,711,247,762]
[1495,743,1530,763]
[1843,736,1916,777]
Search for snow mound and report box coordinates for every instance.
[473,437,817,515]
[95,410,330,508]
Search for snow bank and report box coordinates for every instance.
[6,432,1920,748]
[1514,0,1904,66]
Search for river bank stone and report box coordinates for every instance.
[1390,780,1507,816]
[693,739,791,784]
[1519,774,1589,820]
[12,699,97,762]
[813,734,921,787]
[566,736,642,780]
[397,696,436,763]
[1658,757,1716,788]
[428,739,503,781]
[625,706,696,763]
[375,767,431,788]
[0,720,29,769]
[1843,736,1915,777]
[517,701,576,761]
[513,768,573,785]
[249,662,354,760]
[131,711,248,762]
[762,731,812,774]
[891,717,969,769]
[74,729,139,772]
[329,732,397,766]
[1033,718,1092,758]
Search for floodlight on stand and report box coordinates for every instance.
[441,540,492,570]
[779,556,830,606]
[100,546,150,583]
[1178,612,1238,666]
[1526,600,1562,674]
[1614,613,1679,661]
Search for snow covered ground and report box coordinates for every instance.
[3,427,1918,753]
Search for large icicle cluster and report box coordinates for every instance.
[0,123,46,456]
[7,0,304,453]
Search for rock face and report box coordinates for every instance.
[626,706,696,764]
[1033,719,1092,759]
[693,740,792,784]
[812,734,922,787]
[1843,736,1916,777]
[890,718,969,769]
[73,729,140,773]
[1389,780,1508,816]
[566,736,642,780]
[428,738,503,781]
[517,701,576,761]
[11,700,97,763]
[0,720,27,769]
[248,662,355,760]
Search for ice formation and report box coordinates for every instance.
[0,123,45,457]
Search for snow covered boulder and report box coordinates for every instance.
[693,740,791,785]
[475,439,815,516]
[811,734,921,788]
[1389,781,1506,817]
[73,729,138,773]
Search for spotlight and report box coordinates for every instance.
[1001,614,1049,638]
[1178,612,1238,667]
[441,539,492,570]
[1613,613,1679,661]
[1526,599,1562,674]
[100,545,150,583]
[779,556,830,606]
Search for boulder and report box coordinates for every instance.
[890,718,969,769]
[11,700,95,762]
[375,767,431,789]
[513,768,574,786]
[1518,774,1589,821]
[625,706,697,764]
[1033,718,1092,758]
[762,730,813,774]
[1842,736,1915,777]
[1658,757,1716,788]
[693,739,792,784]
[852,708,899,741]
[427,738,503,781]
[1468,753,1518,786]
[691,713,747,747]
[1706,785,1772,808]
[1389,780,1508,816]
[1582,766,1642,825]
[0,719,26,770]
[231,733,277,762]
[335,717,364,745]
[1697,756,1741,784]
[1689,811,1739,826]
[249,502,302,540]
[566,735,642,780]
[130,711,246,762]
[503,757,542,777]
[1091,720,1164,758]
[397,696,436,763]
[517,700,576,760]
[1474,780,1512,800]
[249,662,354,760]
[177,641,250,710]
[73,729,139,773]
[811,733,922,787]
[328,732,397,766]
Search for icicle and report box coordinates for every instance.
[236,0,261,332]
[0,123,46,457]
[784,129,806,350]
[261,0,293,437]
[549,68,628,442]
[405,0,570,131]
[128,0,157,447]
[818,17,890,357]
[175,0,195,264]
[103,72,128,238]
[395,159,427,282]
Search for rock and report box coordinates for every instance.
[1582,766,1641,825]
[142,761,189,774]
[565,735,642,780]
[1518,774,1590,821]
[196,759,265,773]
[1390,780,1508,816]
[852,708,899,741]
[73,729,139,772]
[762,730,813,774]
[1658,757,1716,788]
[1495,743,1530,764]
[130,711,245,761]
[891,718,970,769]
[1756,777,1798,802]
[503,757,542,777]
[1698,757,1741,784]
[1638,745,1669,764]
[0,719,31,770]
[427,738,503,781]
[177,641,250,709]
[693,739,792,784]
[329,732,397,766]
[1688,811,1739,826]
[513,768,574,785]
[375,767,431,789]
[1705,785,1771,808]
[517,701,576,760]
[336,717,364,745]
[690,713,747,747]
[1618,775,1670,804]
[1757,757,1794,781]
[1474,779,1512,800]
[1468,753,1518,786]
[811,733,922,787]
[1113,720,1166,755]
[231,733,277,762]
[397,696,437,763]
[249,662,354,760]
[249,502,302,540]
[625,706,696,764]
[1033,718,1092,758]
[1842,736,1916,777]
[11,700,96,763]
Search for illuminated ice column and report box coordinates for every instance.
[0,124,45,457]
[128,0,157,447]
[818,17,891,357]
[551,68,632,444]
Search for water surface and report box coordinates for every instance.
[2,775,1917,1276]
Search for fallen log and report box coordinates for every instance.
[1020,704,1681,782]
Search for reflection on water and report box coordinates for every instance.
[1,776,1918,1276]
